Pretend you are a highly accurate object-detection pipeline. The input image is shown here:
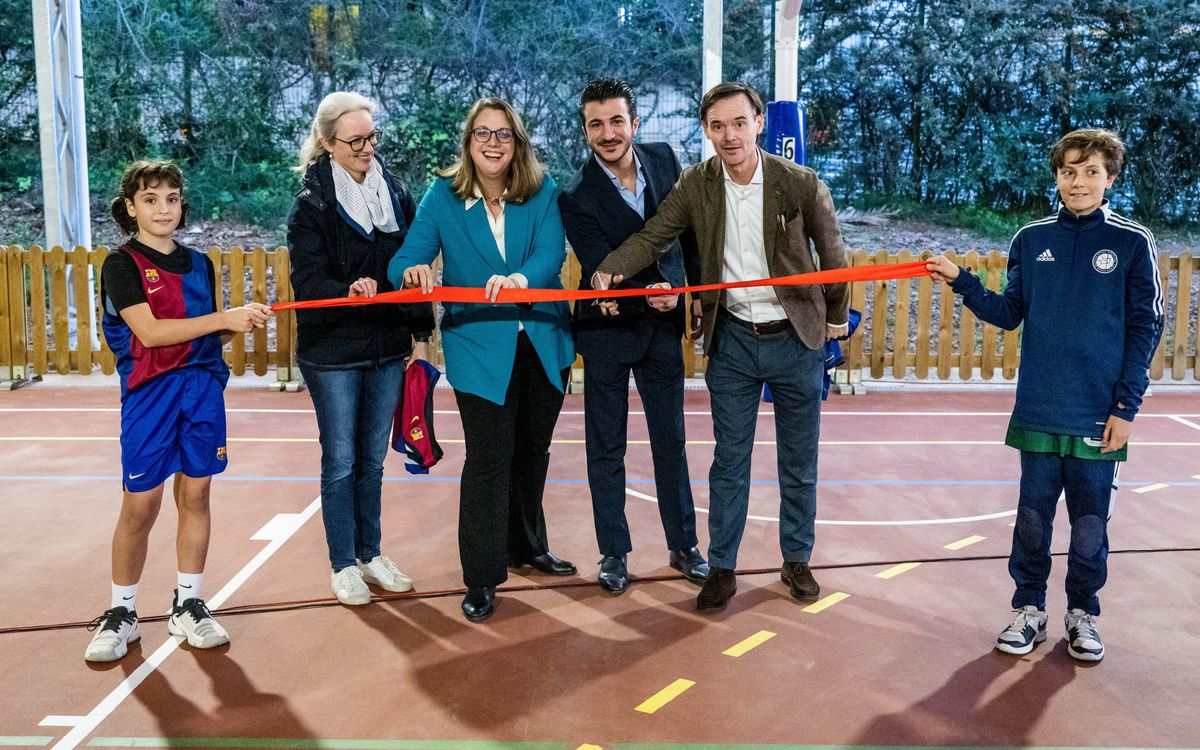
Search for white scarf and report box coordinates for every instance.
[331,158,400,237]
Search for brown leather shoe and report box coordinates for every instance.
[696,567,736,612]
[780,561,820,601]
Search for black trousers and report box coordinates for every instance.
[454,332,568,588]
[584,321,697,557]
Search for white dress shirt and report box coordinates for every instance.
[720,157,789,323]
[466,188,526,328]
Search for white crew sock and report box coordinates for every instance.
[111,582,139,611]
[177,571,203,602]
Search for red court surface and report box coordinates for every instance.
[1,382,1198,750]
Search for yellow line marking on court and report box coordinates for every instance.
[803,592,850,613]
[876,562,921,579]
[722,630,777,656]
[1131,483,1169,494]
[576,745,604,750]
[945,535,986,550]
[635,678,695,714]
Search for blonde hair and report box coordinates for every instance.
[296,91,376,170]
[441,98,545,204]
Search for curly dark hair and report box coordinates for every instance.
[110,159,189,235]
[1050,129,1125,177]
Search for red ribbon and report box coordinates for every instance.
[272,261,932,311]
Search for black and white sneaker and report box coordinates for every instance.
[85,606,140,662]
[996,605,1048,655]
[168,590,229,649]
[1064,609,1104,662]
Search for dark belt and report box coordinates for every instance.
[719,308,791,335]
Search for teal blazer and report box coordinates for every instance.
[388,176,574,405]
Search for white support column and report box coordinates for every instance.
[702,0,723,160]
[33,0,94,348]
[774,0,803,102]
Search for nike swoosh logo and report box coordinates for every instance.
[128,472,146,479]
[122,595,134,600]
[179,584,192,588]
[147,286,164,294]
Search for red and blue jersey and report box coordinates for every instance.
[103,243,229,398]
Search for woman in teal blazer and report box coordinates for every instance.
[388,98,576,622]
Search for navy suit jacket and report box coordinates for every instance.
[559,142,699,362]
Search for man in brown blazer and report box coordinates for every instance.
[593,81,850,612]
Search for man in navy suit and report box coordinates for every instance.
[559,78,709,593]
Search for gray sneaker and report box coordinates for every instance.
[996,605,1047,655]
[1064,609,1104,661]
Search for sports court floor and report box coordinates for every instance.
[1,381,1198,749]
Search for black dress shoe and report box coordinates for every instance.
[696,567,736,612]
[597,555,628,594]
[669,546,711,584]
[780,561,820,601]
[461,587,495,622]
[515,552,577,576]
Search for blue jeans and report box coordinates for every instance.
[704,313,825,569]
[300,359,406,572]
[1010,451,1118,616]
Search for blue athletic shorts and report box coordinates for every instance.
[120,367,228,492]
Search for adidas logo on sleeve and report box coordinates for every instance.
[1036,249,1055,261]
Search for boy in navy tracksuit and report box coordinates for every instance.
[928,129,1163,662]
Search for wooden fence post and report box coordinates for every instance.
[0,245,28,387]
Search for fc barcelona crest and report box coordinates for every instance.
[409,426,425,442]
[145,268,160,283]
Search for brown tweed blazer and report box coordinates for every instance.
[595,149,849,353]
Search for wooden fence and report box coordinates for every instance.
[0,245,1195,388]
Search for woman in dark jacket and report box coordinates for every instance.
[288,91,435,605]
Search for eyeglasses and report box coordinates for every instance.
[472,127,514,144]
[333,131,381,152]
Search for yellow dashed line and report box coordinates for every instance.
[945,535,986,550]
[803,592,850,613]
[1131,483,1169,494]
[635,678,695,714]
[722,630,777,657]
[876,562,921,579]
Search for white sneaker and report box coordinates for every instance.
[1065,609,1105,661]
[84,606,140,662]
[358,555,413,593]
[996,605,1048,655]
[331,566,372,605]
[168,590,230,649]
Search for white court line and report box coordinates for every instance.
[38,717,83,727]
[623,487,1015,526]
[6,435,1199,449]
[50,498,322,750]
[3,407,1199,419]
[1168,415,1200,431]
